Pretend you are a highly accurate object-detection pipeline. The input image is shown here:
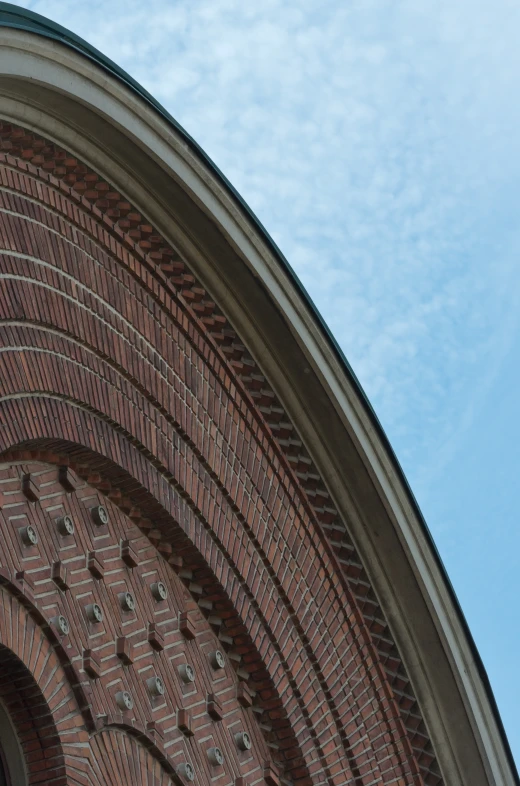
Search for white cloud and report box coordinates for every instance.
[15,0,520,501]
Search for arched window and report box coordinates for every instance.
[0,698,26,785]
[0,747,9,786]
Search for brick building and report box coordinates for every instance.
[0,4,515,786]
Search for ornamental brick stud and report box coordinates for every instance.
[178,663,195,684]
[121,540,138,568]
[207,694,223,721]
[145,720,164,740]
[150,580,168,601]
[115,690,134,712]
[85,603,103,623]
[83,648,101,679]
[209,649,225,670]
[177,709,194,737]
[147,622,164,651]
[146,675,165,697]
[207,747,224,767]
[20,524,38,546]
[177,763,195,782]
[237,682,254,708]
[179,610,196,639]
[91,504,108,526]
[235,731,252,751]
[116,636,134,665]
[56,515,74,536]
[51,562,69,591]
[87,551,104,580]
[53,615,70,636]
[119,591,136,612]
[58,466,77,493]
[22,474,39,502]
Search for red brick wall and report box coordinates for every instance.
[0,123,441,786]
[0,461,274,786]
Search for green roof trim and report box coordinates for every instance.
[0,3,516,780]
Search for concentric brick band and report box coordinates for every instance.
[0,123,440,785]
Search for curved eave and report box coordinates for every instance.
[0,4,516,784]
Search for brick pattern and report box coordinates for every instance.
[0,589,78,785]
[0,648,66,785]
[88,731,173,786]
[0,462,274,786]
[0,121,442,785]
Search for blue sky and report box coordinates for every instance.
[15,0,520,765]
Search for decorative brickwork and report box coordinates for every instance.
[0,461,276,785]
[0,122,442,785]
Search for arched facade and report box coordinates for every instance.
[0,4,515,786]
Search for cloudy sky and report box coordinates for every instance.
[12,0,520,764]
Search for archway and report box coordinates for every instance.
[0,634,66,785]
[0,691,25,786]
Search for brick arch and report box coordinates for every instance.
[1,402,417,786]
[1,436,317,786]
[0,587,83,785]
[0,451,289,786]
[0,120,439,785]
[0,646,63,785]
[88,729,173,786]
